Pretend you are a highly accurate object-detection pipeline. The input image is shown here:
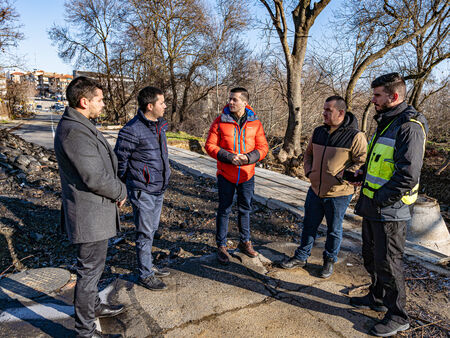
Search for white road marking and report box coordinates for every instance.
[0,284,112,327]
[50,111,56,138]
[0,302,73,323]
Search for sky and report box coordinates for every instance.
[8,0,343,75]
[12,0,73,74]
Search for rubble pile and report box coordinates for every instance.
[0,129,60,194]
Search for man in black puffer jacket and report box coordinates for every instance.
[350,73,428,337]
[114,86,171,291]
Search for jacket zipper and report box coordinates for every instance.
[234,119,248,185]
[318,132,330,196]
[235,122,241,184]
[157,123,167,189]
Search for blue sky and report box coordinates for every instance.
[13,0,73,74]
[10,0,340,75]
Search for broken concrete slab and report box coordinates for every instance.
[98,241,378,337]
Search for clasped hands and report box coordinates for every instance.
[231,154,249,166]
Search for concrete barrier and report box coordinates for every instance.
[407,195,450,256]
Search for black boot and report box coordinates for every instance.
[320,258,334,278]
[280,257,307,269]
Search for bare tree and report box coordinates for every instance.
[5,79,36,119]
[340,0,448,131]
[128,0,248,126]
[259,0,331,162]
[49,0,134,122]
[0,0,22,52]
[0,0,24,69]
[403,4,449,109]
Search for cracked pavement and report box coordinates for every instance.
[97,241,381,337]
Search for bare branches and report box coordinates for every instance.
[0,0,23,52]
[259,0,331,162]
[341,0,449,113]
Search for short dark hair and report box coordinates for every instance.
[230,87,249,102]
[325,95,346,112]
[138,86,164,112]
[66,76,103,108]
[371,72,406,99]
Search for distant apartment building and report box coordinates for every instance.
[73,70,133,88]
[6,70,73,98]
[37,71,73,97]
[10,71,25,83]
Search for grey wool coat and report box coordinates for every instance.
[54,107,127,244]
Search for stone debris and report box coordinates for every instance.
[0,128,60,194]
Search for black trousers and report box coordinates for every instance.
[361,218,409,324]
[74,239,108,337]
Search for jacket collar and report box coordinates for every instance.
[374,101,408,124]
[137,109,167,127]
[61,106,114,158]
[220,104,258,123]
[324,111,359,132]
[62,106,98,134]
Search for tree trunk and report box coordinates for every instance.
[361,100,372,133]
[169,57,178,125]
[278,60,303,163]
[409,76,426,109]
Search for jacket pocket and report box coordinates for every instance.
[142,165,151,184]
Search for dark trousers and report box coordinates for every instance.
[216,175,255,247]
[128,189,164,279]
[362,218,409,324]
[74,239,108,337]
[294,188,352,263]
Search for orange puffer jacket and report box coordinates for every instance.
[205,105,268,184]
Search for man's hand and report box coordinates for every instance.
[348,169,364,186]
[117,197,126,208]
[231,154,249,166]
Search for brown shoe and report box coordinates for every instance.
[238,241,258,258]
[217,246,231,264]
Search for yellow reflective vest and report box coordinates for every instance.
[363,117,426,205]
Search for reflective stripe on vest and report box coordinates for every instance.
[362,118,425,205]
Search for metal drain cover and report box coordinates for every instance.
[0,268,71,301]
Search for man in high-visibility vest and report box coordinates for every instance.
[350,73,428,337]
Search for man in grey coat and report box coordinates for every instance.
[54,76,127,338]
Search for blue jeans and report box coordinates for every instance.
[216,175,255,247]
[128,189,164,279]
[294,188,352,263]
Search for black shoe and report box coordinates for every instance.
[350,294,388,312]
[138,275,167,291]
[370,317,409,337]
[94,303,125,318]
[280,257,307,269]
[152,266,170,277]
[320,259,334,278]
[92,330,123,338]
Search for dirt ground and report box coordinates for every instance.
[0,131,449,337]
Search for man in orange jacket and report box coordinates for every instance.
[205,87,268,264]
